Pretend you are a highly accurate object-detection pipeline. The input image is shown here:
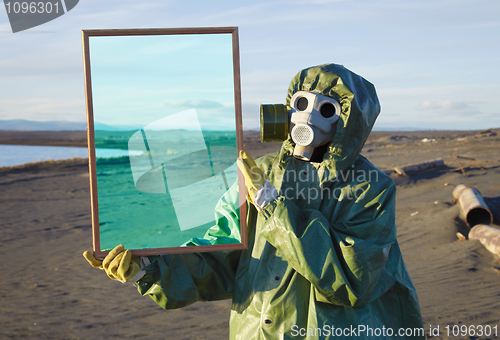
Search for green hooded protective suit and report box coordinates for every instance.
[136,64,425,339]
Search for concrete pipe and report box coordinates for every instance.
[453,184,493,227]
[469,224,500,256]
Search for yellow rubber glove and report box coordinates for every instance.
[237,150,277,210]
[83,244,143,282]
[237,150,267,204]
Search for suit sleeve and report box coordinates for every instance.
[136,181,242,309]
[259,179,397,307]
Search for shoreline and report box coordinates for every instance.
[0,128,498,148]
[0,157,89,175]
[0,130,88,147]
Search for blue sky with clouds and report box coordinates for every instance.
[1,0,499,130]
[89,33,236,130]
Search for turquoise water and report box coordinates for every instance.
[0,144,138,168]
[94,129,241,251]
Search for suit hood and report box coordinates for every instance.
[280,63,380,181]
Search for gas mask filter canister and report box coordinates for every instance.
[260,91,341,161]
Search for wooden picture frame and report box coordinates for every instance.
[82,27,247,257]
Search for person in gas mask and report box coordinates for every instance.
[84,63,424,339]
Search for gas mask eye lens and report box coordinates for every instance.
[320,102,336,118]
[296,97,308,111]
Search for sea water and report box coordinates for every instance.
[0,144,137,168]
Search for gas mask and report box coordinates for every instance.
[260,91,341,161]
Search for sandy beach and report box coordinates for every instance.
[1,128,499,339]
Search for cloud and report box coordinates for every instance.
[288,0,349,4]
[0,93,85,122]
[165,99,225,109]
[417,100,484,117]
[420,101,472,111]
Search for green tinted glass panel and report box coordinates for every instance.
[86,31,242,252]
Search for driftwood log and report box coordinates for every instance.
[394,158,444,176]
[469,224,500,256]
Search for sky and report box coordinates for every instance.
[0,0,499,131]
[89,33,236,130]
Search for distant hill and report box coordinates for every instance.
[245,127,428,132]
[0,119,149,131]
[0,119,87,131]
[372,126,428,132]
[0,119,479,133]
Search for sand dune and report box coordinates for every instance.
[0,128,499,339]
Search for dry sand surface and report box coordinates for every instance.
[1,128,499,339]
